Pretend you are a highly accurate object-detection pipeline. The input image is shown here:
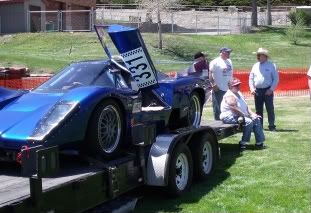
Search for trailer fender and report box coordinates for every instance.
[146,134,179,186]
[146,126,222,186]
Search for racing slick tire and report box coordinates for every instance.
[86,99,124,158]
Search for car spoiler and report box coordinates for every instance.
[94,24,159,90]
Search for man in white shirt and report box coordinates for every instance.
[249,48,279,131]
[220,78,266,150]
[307,65,311,100]
[209,47,233,120]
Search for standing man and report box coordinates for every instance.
[249,48,279,131]
[209,47,233,120]
[307,65,311,100]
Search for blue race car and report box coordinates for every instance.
[0,25,210,161]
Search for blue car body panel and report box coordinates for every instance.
[0,25,210,154]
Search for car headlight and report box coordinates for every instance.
[29,101,79,141]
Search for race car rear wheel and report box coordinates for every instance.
[86,100,124,158]
[188,92,203,127]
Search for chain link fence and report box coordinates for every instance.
[96,8,252,34]
[96,5,292,34]
[27,5,292,33]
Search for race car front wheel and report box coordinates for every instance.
[86,100,124,158]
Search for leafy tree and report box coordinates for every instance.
[251,0,258,26]
[136,0,180,49]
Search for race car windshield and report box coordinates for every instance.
[34,62,114,92]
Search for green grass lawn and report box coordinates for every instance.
[0,27,310,73]
[1,29,310,212]
[135,96,311,213]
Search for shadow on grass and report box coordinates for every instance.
[264,128,299,132]
[134,143,242,213]
[294,43,311,47]
[251,26,287,35]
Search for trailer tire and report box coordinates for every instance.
[167,143,193,196]
[193,133,217,180]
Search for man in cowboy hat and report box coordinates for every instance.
[249,48,279,131]
[209,47,233,120]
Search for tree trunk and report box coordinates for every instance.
[251,0,258,27]
[267,0,272,25]
[157,6,162,49]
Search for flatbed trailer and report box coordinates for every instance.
[0,121,239,213]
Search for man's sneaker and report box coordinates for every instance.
[255,143,267,149]
[268,127,276,131]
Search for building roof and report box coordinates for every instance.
[0,0,96,7]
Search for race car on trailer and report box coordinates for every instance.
[0,25,239,212]
[0,25,210,161]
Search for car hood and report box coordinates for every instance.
[0,92,63,146]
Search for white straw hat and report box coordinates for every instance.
[255,48,269,57]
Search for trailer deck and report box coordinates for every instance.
[0,157,102,208]
[0,121,239,213]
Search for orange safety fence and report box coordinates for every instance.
[0,77,50,90]
[167,68,310,97]
[0,68,309,97]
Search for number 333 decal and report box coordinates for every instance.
[121,47,157,89]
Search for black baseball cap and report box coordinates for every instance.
[194,52,206,60]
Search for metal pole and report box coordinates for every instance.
[195,14,198,33]
[217,16,220,35]
[27,10,30,32]
[229,17,232,34]
[57,11,60,31]
[171,12,174,33]
[60,11,63,32]
[102,8,105,25]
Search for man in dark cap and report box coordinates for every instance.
[209,47,233,120]
[188,51,209,79]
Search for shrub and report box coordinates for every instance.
[164,37,200,60]
[286,14,306,45]
[287,10,311,26]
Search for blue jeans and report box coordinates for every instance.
[222,115,265,145]
[212,89,226,120]
[254,88,276,129]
